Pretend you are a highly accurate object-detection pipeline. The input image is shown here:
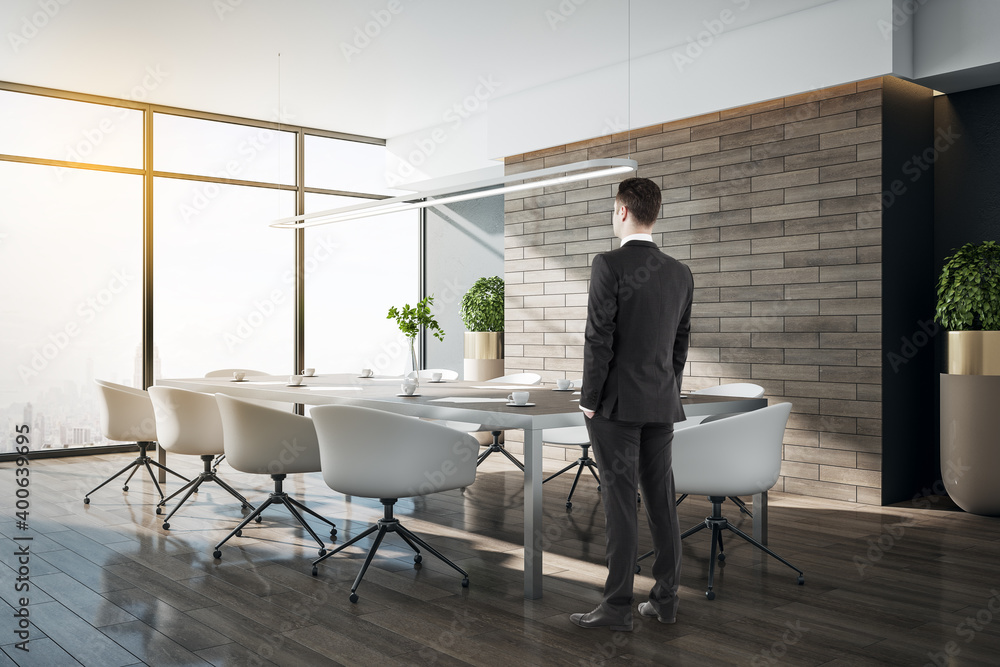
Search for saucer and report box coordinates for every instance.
[357,375,374,379]
[552,388,574,392]
[230,379,248,382]
[428,379,447,383]
[286,383,305,387]
[506,402,536,407]
[397,393,421,397]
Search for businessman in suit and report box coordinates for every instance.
[571,177,693,631]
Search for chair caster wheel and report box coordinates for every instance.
[597,485,601,492]
[318,548,326,557]
[461,577,469,588]
[235,530,242,538]
[349,593,359,603]
[414,554,422,564]
[718,553,726,562]
[797,575,804,585]
[162,522,170,530]
[706,590,715,600]
[330,530,337,539]
[565,501,572,509]
[83,497,90,504]
[241,504,251,511]
[255,516,262,523]
[156,506,163,515]
[635,565,641,574]
[312,566,318,577]
[213,550,222,559]
[123,485,129,492]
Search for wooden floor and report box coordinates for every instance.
[2,450,1000,667]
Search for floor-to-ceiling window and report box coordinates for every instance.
[0,83,417,456]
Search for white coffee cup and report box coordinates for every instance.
[361,368,373,377]
[302,368,315,377]
[508,391,530,405]
[432,372,443,382]
[289,375,303,386]
[556,379,572,390]
[233,371,245,381]
[401,380,417,396]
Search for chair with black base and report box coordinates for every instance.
[84,380,189,505]
[541,426,600,509]
[448,372,540,472]
[213,393,337,560]
[637,402,803,599]
[310,404,479,603]
[147,387,255,530]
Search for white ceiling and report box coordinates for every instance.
[0,0,839,140]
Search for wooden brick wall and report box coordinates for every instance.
[503,78,885,505]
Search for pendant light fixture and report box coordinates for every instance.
[270,157,637,229]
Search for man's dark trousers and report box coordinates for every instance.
[586,413,682,621]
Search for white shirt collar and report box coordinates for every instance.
[620,233,653,246]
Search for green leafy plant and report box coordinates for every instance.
[460,276,505,332]
[387,295,445,342]
[935,241,1000,331]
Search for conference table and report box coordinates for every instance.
[157,373,767,599]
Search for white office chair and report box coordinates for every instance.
[147,387,254,530]
[204,368,288,471]
[675,383,765,518]
[84,380,189,505]
[213,394,338,560]
[416,368,459,381]
[541,380,598,509]
[640,402,803,600]
[454,372,541,471]
[310,404,479,603]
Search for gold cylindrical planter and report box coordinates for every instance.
[942,331,1000,516]
[463,332,504,381]
[947,330,1000,374]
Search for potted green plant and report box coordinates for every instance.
[387,295,445,379]
[460,276,505,381]
[935,240,1000,516]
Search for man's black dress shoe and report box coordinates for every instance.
[637,601,676,624]
[569,607,633,631]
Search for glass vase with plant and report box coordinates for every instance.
[387,295,445,379]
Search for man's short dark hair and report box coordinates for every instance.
[615,177,661,227]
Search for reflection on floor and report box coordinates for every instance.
[1,450,999,666]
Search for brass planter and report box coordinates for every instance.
[942,331,1000,516]
[463,332,504,381]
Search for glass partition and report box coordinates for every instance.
[304,194,419,376]
[0,161,142,452]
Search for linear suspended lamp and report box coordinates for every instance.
[269,157,637,229]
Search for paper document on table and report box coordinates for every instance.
[430,397,511,403]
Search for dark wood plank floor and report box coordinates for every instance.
[2,450,999,666]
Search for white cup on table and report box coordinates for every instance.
[432,372,443,382]
[232,371,245,381]
[400,379,417,396]
[360,368,373,377]
[302,368,315,377]
[556,379,572,390]
[289,375,303,386]
[508,391,530,406]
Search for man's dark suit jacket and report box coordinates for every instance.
[582,239,694,424]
